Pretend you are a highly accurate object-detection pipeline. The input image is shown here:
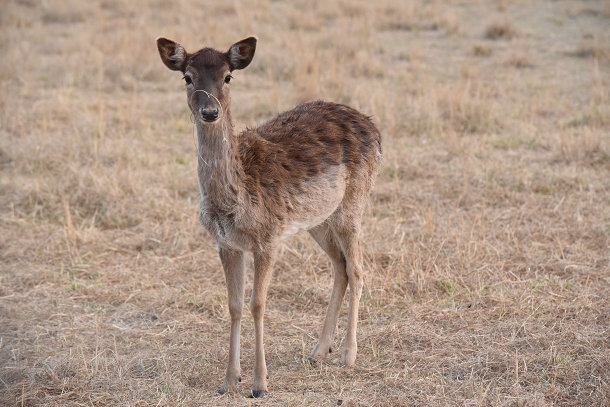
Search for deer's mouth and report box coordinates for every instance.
[201,117,220,124]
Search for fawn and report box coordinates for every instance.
[156,36,381,397]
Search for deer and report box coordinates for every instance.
[156,35,381,398]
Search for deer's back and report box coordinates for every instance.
[240,100,380,179]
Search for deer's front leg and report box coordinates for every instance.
[218,247,245,395]
[249,245,278,398]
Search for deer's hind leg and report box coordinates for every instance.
[330,213,365,366]
[308,223,348,361]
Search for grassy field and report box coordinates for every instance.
[1,0,609,405]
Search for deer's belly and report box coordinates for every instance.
[280,165,347,239]
[280,207,336,239]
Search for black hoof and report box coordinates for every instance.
[238,376,242,383]
[251,389,266,398]
[328,346,333,353]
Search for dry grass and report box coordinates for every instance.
[505,51,534,69]
[484,19,518,40]
[1,0,609,406]
[473,45,493,57]
[566,43,610,61]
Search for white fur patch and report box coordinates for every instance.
[281,211,334,239]
[171,46,185,65]
[280,165,347,240]
[228,43,249,67]
[228,46,241,67]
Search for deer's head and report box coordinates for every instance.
[157,36,257,124]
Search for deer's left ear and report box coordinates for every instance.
[157,37,187,72]
[227,37,257,70]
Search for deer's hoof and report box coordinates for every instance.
[341,347,357,366]
[306,356,317,366]
[218,376,240,395]
[251,389,266,398]
[310,342,332,360]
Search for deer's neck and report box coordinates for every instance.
[195,115,243,211]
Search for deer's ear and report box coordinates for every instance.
[156,37,187,71]
[227,37,257,70]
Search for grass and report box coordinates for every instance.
[1,0,609,406]
[484,20,518,40]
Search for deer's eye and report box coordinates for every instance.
[224,75,232,84]
[183,76,192,85]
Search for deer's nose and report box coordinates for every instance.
[200,107,219,122]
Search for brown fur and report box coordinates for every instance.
[157,36,381,397]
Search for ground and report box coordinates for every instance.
[0,0,609,406]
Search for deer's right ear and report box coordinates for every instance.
[156,37,187,72]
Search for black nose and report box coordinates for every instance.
[200,107,219,121]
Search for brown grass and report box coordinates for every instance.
[1,0,609,406]
[566,43,610,61]
[473,45,493,57]
[484,19,518,40]
[505,51,534,69]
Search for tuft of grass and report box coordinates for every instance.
[472,44,492,57]
[374,1,460,34]
[506,52,534,68]
[484,19,518,40]
[554,129,609,166]
[565,43,610,61]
